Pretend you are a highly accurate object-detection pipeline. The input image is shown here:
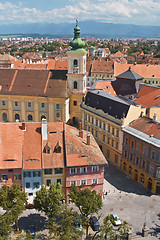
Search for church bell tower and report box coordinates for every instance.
[67,21,87,126]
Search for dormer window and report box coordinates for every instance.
[54,141,62,153]
[44,142,51,154]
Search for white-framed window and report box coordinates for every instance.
[2,100,6,106]
[33,182,40,189]
[23,171,31,177]
[92,179,97,184]
[41,102,45,108]
[70,180,76,186]
[33,171,41,177]
[14,101,18,107]
[56,104,60,110]
[81,180,86,185]
[28,102,31,108]
[80,167,87,173]
[70,168,77,174]
[92,166,99,172]
[56,112,60,118]
[26,182,30,188]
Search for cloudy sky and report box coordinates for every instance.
[0,0,159,26]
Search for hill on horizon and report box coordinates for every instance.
[0,21,160,38]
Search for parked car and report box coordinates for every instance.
[110,213,122,226]
[90,216,100,231]
[27,225,36,238]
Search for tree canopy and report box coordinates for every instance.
[69,185,103,239]
[34,183,64,219]
[0,183,27,231]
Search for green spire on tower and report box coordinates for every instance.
[70,20,85,50]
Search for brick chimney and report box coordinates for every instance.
[79,129,83,138]
[87,132,90,146]
[79,121,82,130]
[41,118,47,141]
[22,122,26,131]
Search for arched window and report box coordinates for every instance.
[28,114,33,121]
[73,81,78,89]
[73,59,78,67]
[41,115,46,121]
[15,113,20,121]
[2,112,7,121]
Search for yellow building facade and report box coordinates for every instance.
[81,90,144,168]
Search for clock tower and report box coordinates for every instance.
[67,21,87,126]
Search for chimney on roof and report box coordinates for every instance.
[42,118,47,140]
[22,122,26,131]
[87,132,90,146]
[153,113,157,122]
[79,121,82,130]
[79,129,83,138]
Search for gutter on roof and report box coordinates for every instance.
[123,126,160,148]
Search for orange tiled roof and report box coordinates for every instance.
[134,85,160,107]
[65,125,107,167]
[92,59,114,74]
[129,117,160,140]
[113,51,124,57]
[114,62,160,79]
[92,80,116,96]
[0,122,24,169]
[47,59,55,69]
[13,60,26,68]
[54,60,68,70]
[25,64,47,69]
[42,122,64,169]
[23,123,42,169]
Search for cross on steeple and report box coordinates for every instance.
[76,19,78,26]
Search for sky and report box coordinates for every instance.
[0,0,159,26]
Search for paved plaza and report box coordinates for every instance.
[5,164,160,239]
[102,164,160,239]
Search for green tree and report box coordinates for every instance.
[117,220,131,239]
[69,185,103,239]
[48,204,83,240]
[15,231,32,240]
[34,183,64,220]
[0,183,27,231]
[98,215,117,240]
[0,212,12,240]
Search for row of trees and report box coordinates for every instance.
[0,183,130,239]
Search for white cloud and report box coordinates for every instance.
[0,0,159,25]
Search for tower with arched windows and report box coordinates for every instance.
[67,21,87,125]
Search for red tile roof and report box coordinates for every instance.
[114,62,160,79]
[92,59,114,74]
[65,125,107,167]
[92,80,116,96]
[129,117,160,140]
[134,85,160,107]
[23,123,42,169]
[0,123,24,169]
[42,122,64,169]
